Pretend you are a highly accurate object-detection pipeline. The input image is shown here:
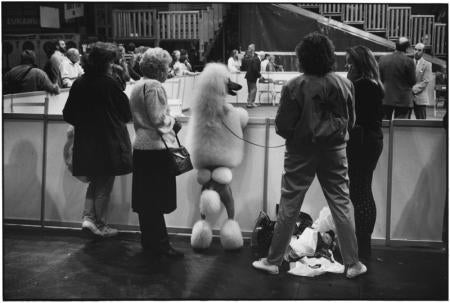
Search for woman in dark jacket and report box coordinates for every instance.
[346,45,384,261]
[129,47,183,258]
[63,42,133,238]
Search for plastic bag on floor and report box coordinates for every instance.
[288,255,344,277]
[311,206,336,233]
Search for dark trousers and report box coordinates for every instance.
[247,80,257,104]
[138,211,170,252]
[383,105,411,120]
[413,104,427,119]
[347,129,383,259]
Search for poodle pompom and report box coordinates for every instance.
[200,189,221,215]
[197,169,212,185]
[191,220,213,249]
[234,107,249,128]
[211,167,232,184]
[220,219,243,250]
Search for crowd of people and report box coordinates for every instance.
[3,32,442,278]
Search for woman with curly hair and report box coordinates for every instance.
[346,45,384,261]
[252,32,366,278]
[129,47,184,258]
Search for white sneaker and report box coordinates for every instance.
[252,258,279,275]
[346,261,367,278]
[98,224,118,237]
[81,219,103,237]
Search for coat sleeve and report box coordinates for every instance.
[347,82,356,129]
[275,85,299,139]
[62,81,79,125]
[144,85,175,134]
[412,61,432,95]
[114,87,132,123]
[405,58,417,88]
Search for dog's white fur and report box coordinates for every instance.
[187,63,248,250]
[187,63,248,169]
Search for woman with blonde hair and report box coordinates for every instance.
[345,45,384,261]
[129,47,184,258]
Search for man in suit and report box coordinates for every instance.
[379,37,416,119]
[412,43,433,119]
[244,43,263,108]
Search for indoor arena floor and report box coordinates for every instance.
[3,226,447,300]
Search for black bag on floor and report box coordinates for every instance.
[250,211,275,258]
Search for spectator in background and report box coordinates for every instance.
[412,43,433,119]
[252,32,366,278]
[3,50,59,95]
[112,44,131,90]
[267,55,284,72]
[244,43,263,108]
[44,39,67,87]
[180,49,192,71]
[346,45,384,261]
[227,49,241,72]
[379,37,416,119]
[60,48,84,88]
[62,42,133,238]
[260,53,270,72]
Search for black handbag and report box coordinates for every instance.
[160,132,193,176]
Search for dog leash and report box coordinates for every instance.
[221,120,285,149]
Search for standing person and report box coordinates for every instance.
[129,47,184,258]
[227,49,241,72]
[379,37,416,119]
[245,43,263,108]
[62,42,133,237]
[252,32,366,278]
[3,50,59,94]
[346,45,384,261]
[60,48,84,88]
[412,43,433,119]
[45,39,67,87]
[260,53,270,72]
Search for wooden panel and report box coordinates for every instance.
[410,15,434,46]
[365,4,387,32]
[387,7,411,39]
[433,23,447,56]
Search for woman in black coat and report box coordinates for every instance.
[346,45,385,261]
[63,42,133,238]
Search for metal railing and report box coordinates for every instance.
[433,23,447,56]
[158,10,200,40]
[410,15,435,46]
[365,4,387,32]
[387,7,411,39]
[112,9,158,39]
[343,4,365,24]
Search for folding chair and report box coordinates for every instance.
[272,79,287,106]
[257,78,274,104]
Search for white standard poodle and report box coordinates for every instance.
[186,63,249,250]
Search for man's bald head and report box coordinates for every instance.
[396,37,410,52]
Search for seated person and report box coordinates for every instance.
[4,50,59,95]
[60,48,84,88]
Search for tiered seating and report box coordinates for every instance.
[111,4,228,60]
[298,4,446,58]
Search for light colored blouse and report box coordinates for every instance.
[227,57,241,72]
[129,78,177,150]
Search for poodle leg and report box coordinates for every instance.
[217,183,235,219]
[220,219,243,250]
[191,219,213,249]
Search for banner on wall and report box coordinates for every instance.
[40,6,60,29]
[64,3,84,20]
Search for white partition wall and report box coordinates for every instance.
[390,123,447,242]
[3,119,45,221]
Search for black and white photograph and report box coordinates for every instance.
[2,1,448,300]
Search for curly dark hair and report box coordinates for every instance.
[84,42,118,75]
[295,32,335,76]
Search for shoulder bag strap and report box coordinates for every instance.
[142,83,181,149]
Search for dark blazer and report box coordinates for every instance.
[63,74,133,177]
[379,51,416,108]
[245,55,261,82]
